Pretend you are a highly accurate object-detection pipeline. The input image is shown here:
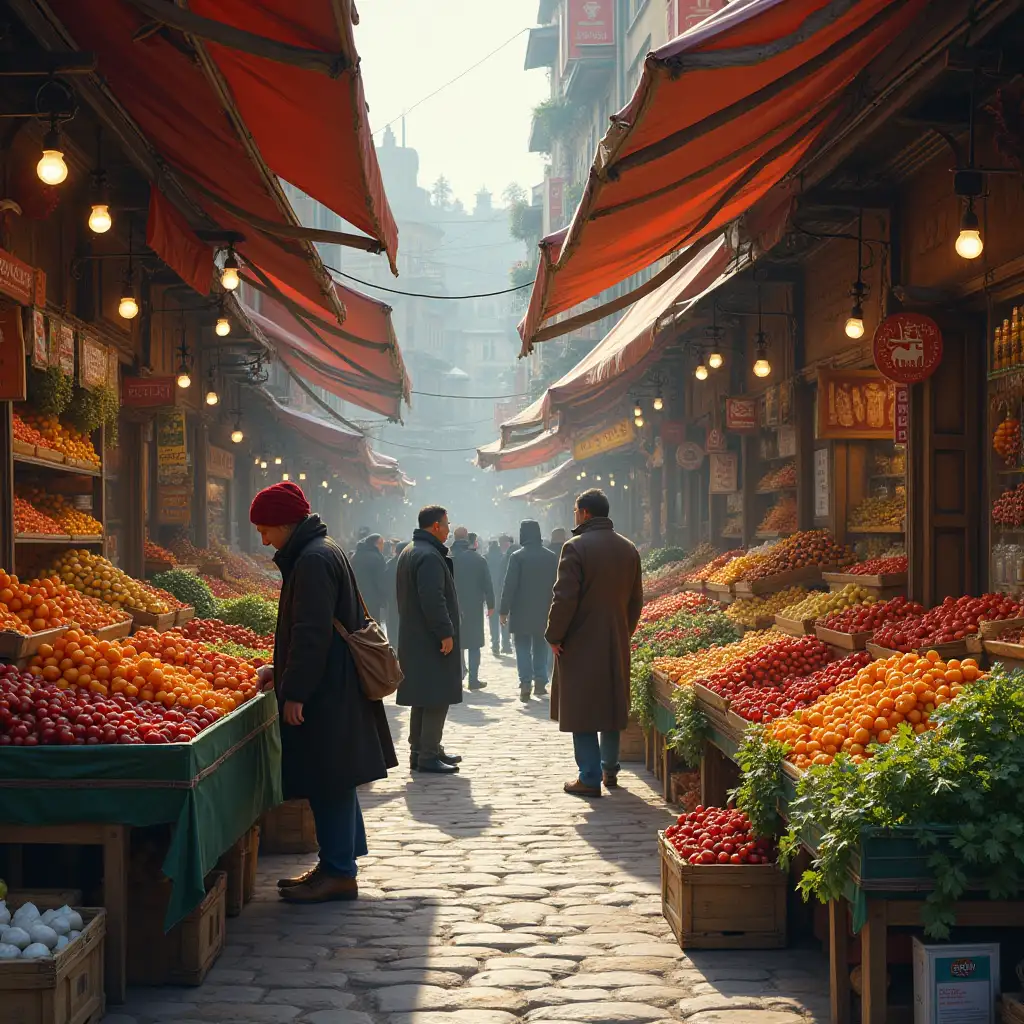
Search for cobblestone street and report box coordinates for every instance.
[108,650,830,1024]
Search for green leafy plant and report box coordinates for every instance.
[641,546,689,572]
[732,724,788,837]
[150,569,217,618]
[779,664,1024,937]
[66,383,119,445]
[667,685,707,768]
[217,594,278,636]
[630,652,655,728]
[28,366,74,416]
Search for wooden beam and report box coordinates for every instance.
[0,51,95,74]
[125,0,350,77]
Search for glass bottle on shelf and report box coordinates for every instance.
[993,322,1002,369]
[1013,307,1022,366]
[1003,319,1012,367]
[993,542,1007,590]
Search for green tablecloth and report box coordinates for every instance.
[0,692,282,928]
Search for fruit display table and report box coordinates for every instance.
[0,691,282,1003]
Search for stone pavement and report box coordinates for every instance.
[106,648,830,1024]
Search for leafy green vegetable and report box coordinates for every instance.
[732,724,788,837]
[210,640,272,662]
[667,685,707,768]
[28,366,74,416]
[642,546,689,572]
[217,594,278,636]
[150,569,217,618]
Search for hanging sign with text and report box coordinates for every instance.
[709,452,738,494]
[157,483,192,526]
[0,302,27,401]
[873,312,943,384]
[122,376,176,407]
[30,309,46,369]
[706,426,727,453]
[0,247,43,306]
[79,334,108,389]
[157,408,188,485]
[572,418,635,461]
[814,447,830,519]
[725,396,758,432]
[58,322,75,377]
[676,441,705,471]
[207,444,235,480]
[894,384,909,445]
[817,368,896,440]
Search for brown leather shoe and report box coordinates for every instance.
[279,872,358,903]
[564,779,602,798]
[603,771,619,789]
[277,865,320,889]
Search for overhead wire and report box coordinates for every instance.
[325,263,530,299]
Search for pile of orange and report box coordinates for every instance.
[131,627,258,694]
[27,628,257,712]
[21,490,102,536]
[14,497,64,535]
[0,572,65,634]
[769,650,982,769]
[19,412,100,466]
[12,413,48,448]
[654,631,776,687]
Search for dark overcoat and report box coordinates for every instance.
[485,543,506,597]
[545,517,643,733]
[383,547,404,642]
[395,529,462,708]
[273,515,398,800]
[350,539,388,622]
[499,521,558,635]
[450,539,495,650]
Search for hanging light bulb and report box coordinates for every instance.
[844,304,865,339]
[205,387,219,406]
[623,484,629,490]
[260,460,268,470]
[299,472,306,481]
[254,456,261,465]
[595,475,602,482]
[88,204,111,234]
[955,203,984,260]
[343,493,349,500]
[118,293,139,320]
[694,363,709,381]
[274,456,282,465]
[231,426,243,444]
[753,339,772,378]
[708,351,724,370]
[282,473,289,481]
[580,470,587,478]
[653,395,664,412]
[176,369,191,388]
[36,127,68,186]
[215,317,231,337]
[220,247,240,290]
[633,402,642,418]
[322,480,328,488]
[634,416,645,428]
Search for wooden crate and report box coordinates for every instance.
[866,642,900,660]
[175,607,195,627]
[619,719,646,763]
[260,799,318,854]
[1003,993,1024,1024]
[670,769,701,810]
[692,681,728,713]
[822,570,907,591]
[214,833,250,918]
[127,871,226,987]
[0,625,68,660]
[6,888,83,908]
[773,614,816,637]
[980,616,1024,639]
[12,439,35,456]
[705,582,735,601]
[127,609,177,632]
[90,619,133,641]
[243,825,260,905]
[32,446,65,465]
[659,833,786,949]
[814,624,873,650]
[0,908,106,1024]
[734,564,831,597]
[652,669,677,711]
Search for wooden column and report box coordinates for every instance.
[860,899,888,1024]
[0,401,13,570]
[828,900,850,1024]
[122,421,145,578]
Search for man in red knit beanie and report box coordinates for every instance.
[251,481,397,902]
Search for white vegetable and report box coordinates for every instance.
[49,916,71,937]
[55,935,70,950]
[40,908,56,924]
[0,943,21,959]
[0,900,9,927]
[64,910,83,932]
[4,927,31,950]
[12,902,39,927]
[28,924,58,950]
[69,930,81,940]
[21,942,52,958]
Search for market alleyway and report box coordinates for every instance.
[107,650,830,1024]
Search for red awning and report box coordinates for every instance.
[240,272,409,420]
[519,0,927,350]
[146,188,213,296]
[476,428,568,472]
[508,459,577,501]
[39,0,396,315]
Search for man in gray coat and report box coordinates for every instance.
[546,489,643,798]
[500,519,558,703]
[450,526,495,691]
[395,506,462,775]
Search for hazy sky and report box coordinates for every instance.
[356,0,551,207]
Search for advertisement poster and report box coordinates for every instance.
[157,409,188,485]
[894,384,909,445]
[31,309,47,368]
[58,322,75,377]
[778,424,798,459]
[725,397,758,432]
[706,426,727,453]
[157,483,191,526]
[565,0,614,62]
[816,368,896,440]
[709,452,738,494]
[572,418,635,461]
[814,447,830,518]
[79,334,108,389]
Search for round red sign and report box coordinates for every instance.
[872,313,943,384]
[676,442,704,471]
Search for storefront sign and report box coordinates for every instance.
[548,177,565,231]
[157,483,192,526]
[107,348,119,390]
[816,368,896,440]
[79,334,108,389]
[207,444,235,480]
[763,386,779,427]
[676,441,704,470]
[668,0,726,37]
[572,418,635,461]
[0,302,27,400]
[814,447,830,519]
[565,0,614,61]
[705,426,727,453]
[30,309,46,368]
[662,421,686,446]
[709,452,738,494]
[58,322,74,377]
[157,409,188,485]
[122,376,176,407]
[894,384,909,445]
[725,397,758,432]
[873,312,943,384]
[778,424,798,459]
[0,246,42,306]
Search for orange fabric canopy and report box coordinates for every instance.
[519,0,927,350]
[476,429,568,472]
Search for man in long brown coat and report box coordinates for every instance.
[545,488,643,798]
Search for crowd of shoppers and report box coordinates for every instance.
[251,480,642,904]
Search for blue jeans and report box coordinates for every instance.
[489,611,500,651]
[308,789,367,878]
[573,732,621,789]
[465,645,481,684]
[501,619,512,652]
[514,632,548,688]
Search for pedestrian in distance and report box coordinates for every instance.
[500,519,558,703]
[485,538,504,655]
[350,532,388,624]
[395,505,463,775]
[383,539,407,643]
[498,534,517,654]
[545,489,643,798]
[450,526,495,690]
[251,481,397,902]
[547,526,568,555]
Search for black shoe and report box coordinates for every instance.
[501,647,513,655]
[520,685,531,703]
[491,646,500,656]
[468,680,487,690]
[534,683,548,696]
[417,758,460,774]
[438,750,462,765]
[410,753,419,771]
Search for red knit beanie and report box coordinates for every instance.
[249,481,311,526]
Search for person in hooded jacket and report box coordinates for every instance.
[450,526,495,690]
[499,519,558,703]
[383,539,407,642]
[350,533,388,623]
[250,481,397,903]
[497,534,517,653]
[484,539,503,654]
